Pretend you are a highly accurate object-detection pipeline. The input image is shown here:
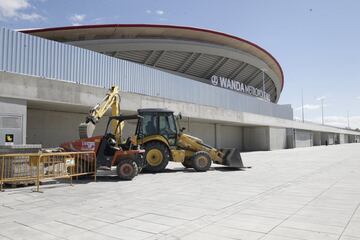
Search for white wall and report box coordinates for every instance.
[26,108,359,152]
[27,108,141,148]
[180,121,244,150]
[313,132,321,146]
[243,127,269,151]
[269,127,287,150]
[339,133,345,144]
[321,132,336,145]
[0,97,27,145]
[216,125,243,150]
[348,135,356,143]
[335,134,340,144]
[295,130,313,148]
[186,121,216,147]
[27,109,108,147]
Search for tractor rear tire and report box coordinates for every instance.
[116,159,138,180]
[191,151,211,172]
[144,142,169,172]
[182,159,192,168]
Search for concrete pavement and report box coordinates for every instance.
[1,143,360,240]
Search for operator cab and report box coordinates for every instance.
[136,109,178,146]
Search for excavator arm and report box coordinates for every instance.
[78,86,123,143]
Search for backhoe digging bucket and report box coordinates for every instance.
[221,148,245,168]
[79,122,96,139]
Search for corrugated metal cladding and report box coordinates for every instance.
[0,28,293,120]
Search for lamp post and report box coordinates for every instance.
[321,98,324,125]
[317,96,325,125]
[347,111,350,129]
[261,68,267,100]
[301,89,304,122]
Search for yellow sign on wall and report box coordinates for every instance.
[5,134,14,144]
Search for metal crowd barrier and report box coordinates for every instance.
[0,151,96,192]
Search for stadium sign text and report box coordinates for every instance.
[210,75,270,101]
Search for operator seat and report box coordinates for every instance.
[103,134,120,156]
[145,121,156,134]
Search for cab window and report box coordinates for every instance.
[142,113,158,136]
[159,113,177,145]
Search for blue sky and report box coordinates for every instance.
[1,0,360,128]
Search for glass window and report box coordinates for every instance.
[141,113,157,136]
[159,113,177,145]
[168,114,177,134]
[159,114,168,133]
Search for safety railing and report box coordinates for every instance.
[0,151,96,192]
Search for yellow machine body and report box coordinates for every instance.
[176,133,225,164]
[170,149,185,162]
[138,124,243,168]
[135,108,244,171]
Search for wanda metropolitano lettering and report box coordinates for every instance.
[210,75,271,101]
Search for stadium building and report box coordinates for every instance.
[0,24,359,150]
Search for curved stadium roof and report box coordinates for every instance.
[23,24,284,103]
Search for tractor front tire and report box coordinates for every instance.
[116,159,138,180]
[192,151,211,172]
[144,142,169,172]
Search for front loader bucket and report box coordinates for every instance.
[79,122,95,139]
[221,148,245,168]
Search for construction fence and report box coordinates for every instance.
[0,151,96,192]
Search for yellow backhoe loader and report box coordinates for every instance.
[78,86,245,174]
[135,108,245,172]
